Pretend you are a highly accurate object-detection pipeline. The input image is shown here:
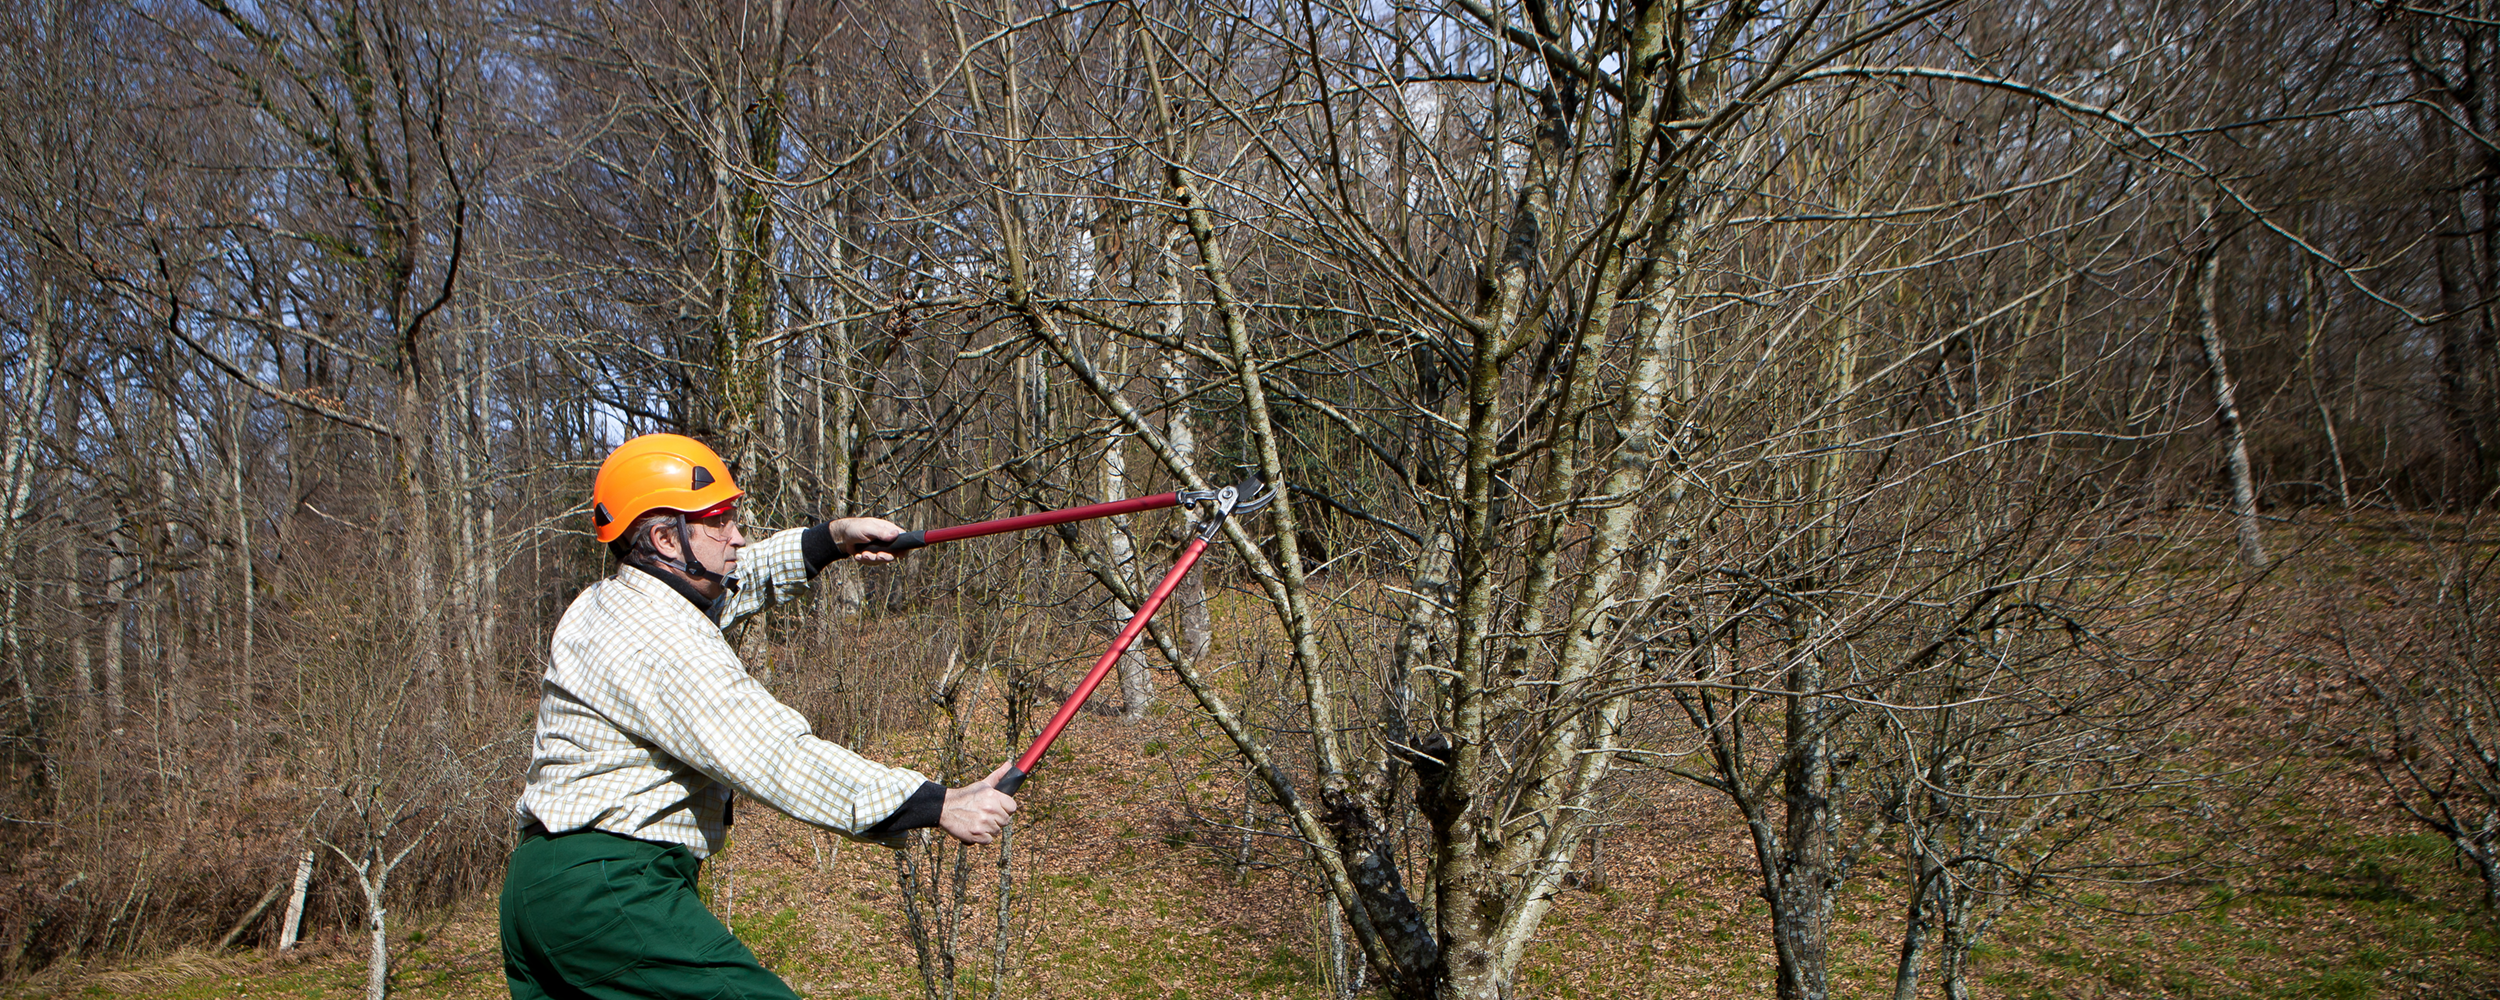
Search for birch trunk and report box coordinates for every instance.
[1088,208,1148,710]
[1101,414,1152,721]
[448,328,484,721]
[156,466,197,739]
[1154,227,1211,660]
[278,848,315,951]
[358,865,390,1000]
[227,379,255,701]
[2192,201,2267,568]
[2,282,58,727]
[398,381,441,731]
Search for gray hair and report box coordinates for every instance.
[609,510,684,564]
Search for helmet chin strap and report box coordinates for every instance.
[630,514,741,617]
[671,517,729,587]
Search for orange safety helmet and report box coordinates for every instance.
[590,434,744,544]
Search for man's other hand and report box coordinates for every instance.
[938,762,1021,844]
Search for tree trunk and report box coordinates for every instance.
[102,549,128,727]
[1102,417,1152,721]
[2436,234,2494,507]
[1891,874,1929,1000]
[279,848,315,951]
[2300,268,2353,508]
[228,379,255,702]
[217,879,289,951]
[360,865,390,1000]
[70,593,94,737]
[1321,895,1349,999]
[1,282,58,729]
[710,5,789,505]
[769,324,793,517]
[1892,832,1953,1000]
[1938,917,1977,1000]
[2421,35,2500,508]
[820,230,867,616]
[2190,201,2267,567]
[1155,228,1211,660]
[448,330,482,722]
[396,384,441,730]
[1770,653,1837,1000]
[2462,836,2500,914]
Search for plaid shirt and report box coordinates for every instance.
[517,525,931,857]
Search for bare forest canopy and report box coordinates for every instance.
[3,1,2499,999]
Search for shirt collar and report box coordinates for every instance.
[616,562,730,623]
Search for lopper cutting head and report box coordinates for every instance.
[1182,472,1274,539]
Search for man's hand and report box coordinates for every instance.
[938,762,1021,844]
[829,517,909,563]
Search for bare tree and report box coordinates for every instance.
[300,659,512,999]
[2340,503,2500,910]
[934,2,2284,998]
[173,0,486,728]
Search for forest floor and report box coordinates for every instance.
[11,512,2500,999]
[5,703,2495,1000]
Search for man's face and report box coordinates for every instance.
[652,506,745,581]
[681,508,746,577]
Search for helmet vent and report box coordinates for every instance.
[593,502,613,527]
[691,465,716,490]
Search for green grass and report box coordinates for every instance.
[729,907,813,977]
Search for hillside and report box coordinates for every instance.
[9,683,2495,1000]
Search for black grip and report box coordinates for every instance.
[855,529,927,555]
[992,765,1027,795]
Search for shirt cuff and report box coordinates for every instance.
[858,781,946,838]
[801,522,839,576]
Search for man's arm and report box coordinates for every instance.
[853,762,1018,844]
[568,599,1006,841]
[807,518,908,566]
[554,613,923,835]
[715,517,906,628]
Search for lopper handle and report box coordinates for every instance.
[850,493,1182,557]
[853,529,928,555]
[992,765,1028,796]
[1008,535,1212,785]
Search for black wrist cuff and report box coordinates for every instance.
[802,522,839,576]
[859,781,946,838]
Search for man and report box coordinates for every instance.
[502,433,1016,1000]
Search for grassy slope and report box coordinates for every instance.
[9,705,2492,1000]
[13,522,2500,999]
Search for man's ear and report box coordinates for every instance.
[648,520,682,561]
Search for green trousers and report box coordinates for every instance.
[501,827,800,1000]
